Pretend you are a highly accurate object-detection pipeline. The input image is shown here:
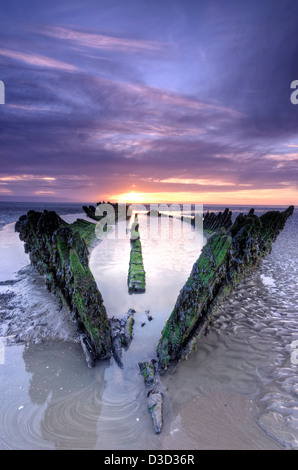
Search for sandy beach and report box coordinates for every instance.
[0,206,297,449]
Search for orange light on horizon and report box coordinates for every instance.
[109,187,298,206]
[116,191,149,203]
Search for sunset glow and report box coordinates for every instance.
[0,1,297,206]
[116,192,149,203]
[111,187,298,206]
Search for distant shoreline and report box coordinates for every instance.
[0,198,295,208]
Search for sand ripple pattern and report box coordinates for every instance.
[213,212,298,448]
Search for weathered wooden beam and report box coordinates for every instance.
[156,206,294,372]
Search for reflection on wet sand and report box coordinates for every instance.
[0,342,108,449]
[23,342,110,450]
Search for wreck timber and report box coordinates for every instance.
[110,309,135,368]
[156,206,294,372]
[15,210,112,361]
[201,207,233,232]
[83,201,131,222]
[138,360,163,434]
[128,215,146,294]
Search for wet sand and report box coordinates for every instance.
[162,392,282,450]
[0,210,297,450]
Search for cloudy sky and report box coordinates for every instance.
[1,0,298,204]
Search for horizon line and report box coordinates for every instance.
[0,198,294,208]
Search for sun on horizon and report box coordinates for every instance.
[108,187,298,207]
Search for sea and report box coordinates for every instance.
[0,201,297,450]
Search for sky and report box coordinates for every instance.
[1,0,298,205]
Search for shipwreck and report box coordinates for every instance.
[15,203,294,433]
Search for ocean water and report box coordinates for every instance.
[0,202,297,450]
[0,201,89,231]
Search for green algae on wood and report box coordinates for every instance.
[156,206,294,372]
[15,210,112,361]
[70,218,97,249]
[128,215,146,294]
